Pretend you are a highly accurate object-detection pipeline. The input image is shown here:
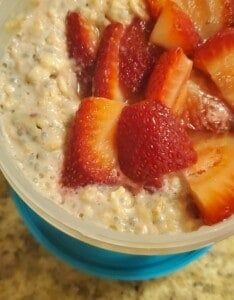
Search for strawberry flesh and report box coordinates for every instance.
[119,18,163,102]
[184,133,234,225]
[117,100,197,186]
[144,0,167,19]
[146,47,192,115]
[183,71,234,133]
[194,28,234,110]
[174,0,234,39]
[150,1,200,55]
[93,22,125,101]
[66,11,97,97]
[62,97,125,187]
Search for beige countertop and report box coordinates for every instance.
[0,173,233,300]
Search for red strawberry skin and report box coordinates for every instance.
[66,11,97,97]
[119,18,163,101]
[93,22,125,101]
[117,101,197,185]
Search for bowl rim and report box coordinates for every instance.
[0,0,233,255]
[0,131,233,255]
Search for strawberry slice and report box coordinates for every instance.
[194,28,234,110]
[146,48,193,115]
[150,1,200,54]
[66,11,97,97]
[174,0,234,39]
[119,18,163,102]
[62,97,125,187]
[117,100,197,186]
[172,83,188,116]
[93,23,125,101]
[144,0,167,19]
[184,133,234,225]
[183,71,233,133]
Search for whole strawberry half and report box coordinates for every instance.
[119,18,163,101]
[117,101,197,186]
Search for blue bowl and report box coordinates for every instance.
[12,191,210,281]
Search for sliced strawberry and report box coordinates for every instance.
[174,0,234,39]
[172,83,188,116]
[62,97,125,187]
[183,70,233,133]
[146,48,192,115]
[184,133,234,225]
[117,100,197,186]
[150,1,200,54]
[119,18,163,102]
[66,11,97,97]
[93,23,125,101]
[144,0,167,19]
[194,28,234,110]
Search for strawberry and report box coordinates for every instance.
[144,0,167,19]
[146,48,192,115]
[194,28,234,110]
[150,1,200,55]
[174,0,234,39]
[184,133,234,225]
[62,97,125,187]
[93,23,125,101]
[66,11,97,97]
[172,84,188,116]
[117,100,197,186]
[119,18,163,102]
[183,71,233,133]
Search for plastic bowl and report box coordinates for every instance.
[0,0,233,280]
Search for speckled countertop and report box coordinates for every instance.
[0,173,233,300]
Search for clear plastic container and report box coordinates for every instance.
[0,0,233,256]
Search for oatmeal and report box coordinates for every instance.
[0,0,218,234]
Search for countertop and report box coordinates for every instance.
[0,173,233,300]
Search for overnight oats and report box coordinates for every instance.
[0,0,234,234]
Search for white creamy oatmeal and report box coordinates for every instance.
[0,0,201,234]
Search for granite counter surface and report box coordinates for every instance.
[0,174,233,300]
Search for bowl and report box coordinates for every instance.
[0,0,233,280]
